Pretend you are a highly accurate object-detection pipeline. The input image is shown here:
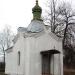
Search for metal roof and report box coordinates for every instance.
[27,20,44,32]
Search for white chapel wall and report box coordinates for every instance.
[5,35,27,75]
[27,33,63,75]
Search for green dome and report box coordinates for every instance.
[32,0,42,21]
[32,4,42,13]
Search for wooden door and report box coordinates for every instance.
[42,54,50,75]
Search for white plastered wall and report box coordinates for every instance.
[5,35,27,75]
[5,32,63,75]
[27,33,63,75]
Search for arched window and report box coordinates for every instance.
[18,51,20,65]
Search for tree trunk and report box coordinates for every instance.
[63,18,69,48]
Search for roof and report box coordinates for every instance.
[27,20,44,32]
[5,46,13,53]
[18,27,27,32]
[40,49,60,55]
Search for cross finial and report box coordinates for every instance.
[36,0,38,5]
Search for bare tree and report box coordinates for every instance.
[44,0,75,67]
[43,0,58,33]
[44,1,75,46]
[57,3,75,47]
[0,25,14,70]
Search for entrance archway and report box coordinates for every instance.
[40,49,60,75]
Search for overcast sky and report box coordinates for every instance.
[0,0,75,33]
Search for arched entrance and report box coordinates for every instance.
[40,49,60,75]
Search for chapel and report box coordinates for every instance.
[5,0,63,75]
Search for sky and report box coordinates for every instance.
[0,0,75,33]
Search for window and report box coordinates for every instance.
[18,51,20,65]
